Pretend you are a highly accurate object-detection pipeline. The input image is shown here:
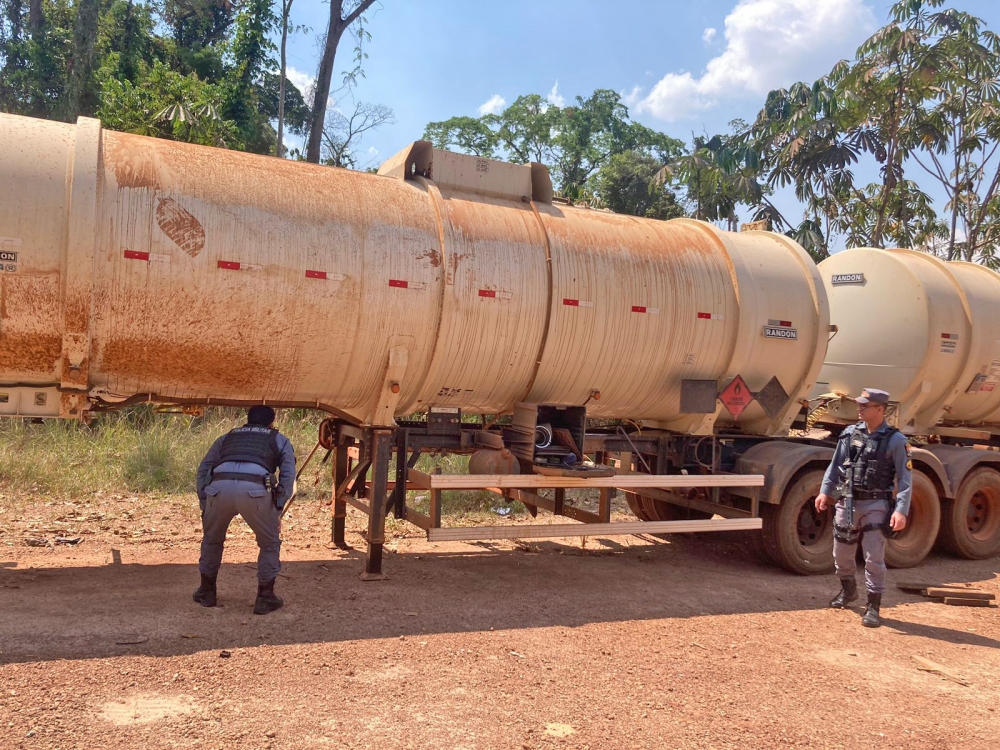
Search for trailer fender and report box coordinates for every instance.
[732,441,834,505]
[919,444,1000,497]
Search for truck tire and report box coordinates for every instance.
[885,471,940,568]
[623,491,712,522]
[939,467,1000,559]
[624,491,653,521]
[761,469,834,575]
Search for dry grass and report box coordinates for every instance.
[0,407,526,517]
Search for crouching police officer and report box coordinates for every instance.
[815,389,912,628]
[193,406,296,615]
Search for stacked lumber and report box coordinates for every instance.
[896,582,997,607]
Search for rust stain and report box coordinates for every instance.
[416,248,441,267]
[64,292,90,332]
[0,333,62,374]
[155,198,206,258]
[107,134,160,190]
[99,337,280,393]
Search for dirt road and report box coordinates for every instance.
[1,493,998,749]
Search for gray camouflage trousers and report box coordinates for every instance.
[833,498,889,595]
[199,480,282,582]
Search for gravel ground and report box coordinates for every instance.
[1,492,998,749]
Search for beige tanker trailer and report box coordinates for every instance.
[806,249,1000,563]
[0,113,846,577]
[0,114,827,434]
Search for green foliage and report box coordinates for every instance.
[423,88,685,216]
[591,150,685,220]
[747,0,1000,261]
[0,0,307,156]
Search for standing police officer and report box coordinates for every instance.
[815,389,912,628]
[193,406,296,615]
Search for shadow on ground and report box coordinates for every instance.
[2,532,997,664]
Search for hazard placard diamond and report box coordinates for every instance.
[719,375,753,419]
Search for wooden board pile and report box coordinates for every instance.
[897,582,998,607]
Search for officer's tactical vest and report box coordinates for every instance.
[214,425,280,473]
[841,424,899,499]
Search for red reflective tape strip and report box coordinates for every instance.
[124,250,149,261]
[779,320,792,328]
[563,298,579,306]
[305,270,327,280]
[478,289,497,298]
[218,260,241,270]
[632,305,647,313]
[697,312,712,319]
[389,279,409,288]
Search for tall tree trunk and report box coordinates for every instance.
[276,0,294,157]
[29,0,43,34]
[305,0,376,163]
[64,0,100,120]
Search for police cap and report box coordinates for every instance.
[855,388,890,405]
[247,405,276,426]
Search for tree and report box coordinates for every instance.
[423,88,684,200]
[223,0,277,153]
[275,0,295,156]
[423,115,497,157]
[661,124,762,230]
[321,100,393,168]
[591,150,685,220]
[305,0,377,163]
[64,0,101,119]
[907,7,1000,263]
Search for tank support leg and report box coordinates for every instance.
[331,429,351,548]
[392,430,408,519]
[361,428,394,581]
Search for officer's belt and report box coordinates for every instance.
[853,489,892,501]
[212,471,269,485]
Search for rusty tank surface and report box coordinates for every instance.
[0,114,828,434]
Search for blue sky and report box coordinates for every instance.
[281,0,1000,228]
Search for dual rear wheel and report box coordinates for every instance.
[758,469,941,575]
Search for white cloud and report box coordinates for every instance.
[547,81,566,108]
[702,27,717,43]
[367,146,379,156]
[477,94,507,116]
[285,66,315,96]
[631,0,877,122]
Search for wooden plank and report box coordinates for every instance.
[926,588,994,601]
[427,517,762,542]
[911,656,971,686]
[345,495,371,515]
[639,485,752,519]
[896,582,967,593]
[598,488,612,523]
[421,473,765,490]
[364,481,423,491]
[942,597,995,607]
[407,469,432,489]
[403,506,432,531]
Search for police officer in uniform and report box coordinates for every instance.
[815,389,912,628]
[193,406,296,615]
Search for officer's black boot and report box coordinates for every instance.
[192,574,217,607]
[829,577,859,608]
[253,578,284,615]
[862,593,882,628]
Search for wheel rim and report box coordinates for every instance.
[796,499,830,548]
[967,486,1000,542]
